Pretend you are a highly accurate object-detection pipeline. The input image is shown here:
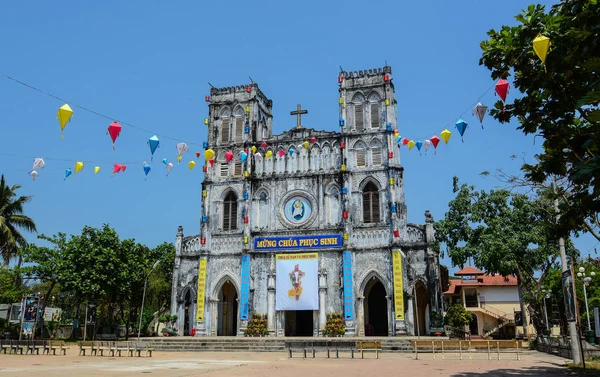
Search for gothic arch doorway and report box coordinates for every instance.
[470,313,479,336]
[183,290,192,336]
[217,281,238,336]
[364,277,388,336]
[413,282,428,336]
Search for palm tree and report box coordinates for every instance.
[0,174,37,264]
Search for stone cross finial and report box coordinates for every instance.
[290,104,308,128]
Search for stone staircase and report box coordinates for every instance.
[145,336,416,353]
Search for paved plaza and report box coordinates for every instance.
[0,349,579,377]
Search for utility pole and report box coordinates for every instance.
[553,180,582,364]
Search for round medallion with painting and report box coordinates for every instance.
[284,196,312,225]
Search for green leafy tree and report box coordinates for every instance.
[479,0,600,240]
[0,266,25,303]
[0,174,37,264]
[22,226,176,338]
[444,304,473,328]
[435,177,576,335]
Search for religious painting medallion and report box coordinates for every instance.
[284,196,312,225]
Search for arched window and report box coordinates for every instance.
[370,139,383,167]
[220,113,231,144]
[352,93,365,131]
[222,192,238,231]
[368,93,381,129]
[255,191,268,229]
[326,187,341,225]
[233,107,244,142]
[353,141,367,168]
[362,182,380,224]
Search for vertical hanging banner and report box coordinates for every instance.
[392,250,404,319]
[342,251,354,320]
[276,253,319,311]
[196,259,207,321]
[240,254,250,320]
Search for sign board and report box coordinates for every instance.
[254,235,342,251]
[196,258,207,321]
[342,251,353,320]
[275,253,319,311]
[240,254,251,320]
[392,250,404,319]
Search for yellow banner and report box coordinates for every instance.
[276,252,318,260]
[196,258,207,321]
[392,250,404,319]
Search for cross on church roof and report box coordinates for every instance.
[290,104,308,128]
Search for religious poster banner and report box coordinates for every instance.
[240,254,251,320]
[276,253,319,311]
[392,250,405,319]
[342,251,354,320]
[254,235,342,251]
[196,258,207,321]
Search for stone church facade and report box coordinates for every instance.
[171,65,443,337]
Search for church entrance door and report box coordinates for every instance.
[413,282,428,336]
[217,281,238,336]
[284,310,313,336]
[364,278,388,336]
[183,290,192,336]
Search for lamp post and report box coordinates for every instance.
[138,260,161,340]
[576,267,596,332]
[541,286,552,333]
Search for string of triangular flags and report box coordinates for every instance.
[391,34,550,155]
[5,34,551,181]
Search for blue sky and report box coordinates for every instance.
[0,0,597,273]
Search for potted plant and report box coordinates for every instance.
[323,312,345,337]
[244,314,268,337]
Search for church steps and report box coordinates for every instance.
[143,337,414,352]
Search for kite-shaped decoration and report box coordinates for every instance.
[241,151,248,162]
[396,135,401,143]
[177,155,182,163]
[440,129,452,144]
[430,135,440,154]
[31,158,45,172]
[473,102,488,128]
[423,139,432,155]
[209,158,215,167]
[251,146,257,154]
[204,148,215,161]
[533,34,551,69]
[148,135,160,160]
[74,161,84,174]
[416,140,423,152]
[57,104,73,139]
[407,140,415,150]
[402,137,409,146]
[261,141,268,149]
[64,168,72,180]
[455,119,468,142]
[30,170,39,181]
[278,149,285,158]
[162,158,169,165]
[303,141,309,149]
[94,166,100,174]
[107,121,122,150]
[143,164,151,178]
[225,151,234,163]
[121,165,127,172]
[265,150,273,159]
[113,164,122,174]
[311,137,316,144]
[176,142,189,158]
[495,79,509,102]
[166,162,174,176]
[289,147,295,156]
[188,160,196,171]
[195,151,201,158]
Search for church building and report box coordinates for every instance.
[170,65,443,337]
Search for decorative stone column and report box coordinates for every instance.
[357,296,365,336]
[386,295,393,336]
[171,226,183,316]
[405,293,414,336]
[318,267,327,336]
[267,253,276,336]
[210,298,219,336]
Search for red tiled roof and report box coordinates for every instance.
[455,266,485,276]
[443,274,518,295]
